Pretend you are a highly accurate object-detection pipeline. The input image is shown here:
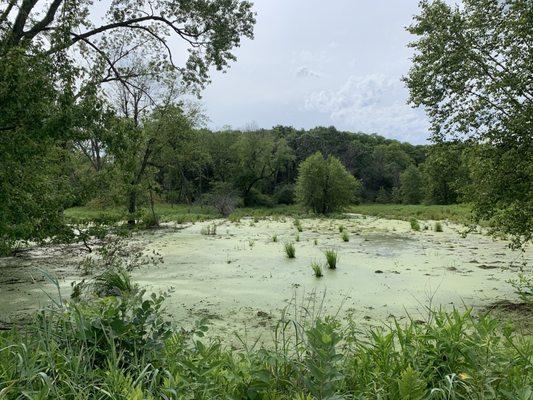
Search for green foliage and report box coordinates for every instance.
[324,249,338,269]
[406,0,531,246]
[311,261,323,278]
[284,242,296,258]
[272,234,278,242]
[399,165,424,204]
[410,218,421,231]
[434,221,443,232]
[296,152,362,214]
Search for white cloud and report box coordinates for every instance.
[304,74,429,142]
[295,66,323,78]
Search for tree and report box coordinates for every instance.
[233,132,294,205]
[405,0,532,246]
[296,152,361,214]
[0,0,255,246]
[399,165,424,204]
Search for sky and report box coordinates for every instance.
[199,0,432,144]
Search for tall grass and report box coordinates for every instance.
[324,249,338,269]
[200,223,217,235]
[341,230,349,242]
[284,242,296,258]
[434,221,443,232]
[310,261,323,277]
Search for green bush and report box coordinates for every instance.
[296,152,361,214]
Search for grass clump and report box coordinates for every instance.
[294,218,303,232]
[284,242,296,258]
[314,238,318,245]
[341,230,349,242]
[295,234,300,242]
[311,261,323,277]
[338,224,345,232]
[434,221,443,232]
[272,234,278,242]
[324,249,338,269]
[410,218,421,231]
[200,223,217,235]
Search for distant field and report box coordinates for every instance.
[65,203,473,225]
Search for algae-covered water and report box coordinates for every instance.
[1,215,530,341]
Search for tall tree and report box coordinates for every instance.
[405,0,532,247]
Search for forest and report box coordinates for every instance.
[0,0,532,398]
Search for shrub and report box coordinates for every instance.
[296,152,362,214]
[274,183,295,205]
[410,218,421,231]
[311,261,323,277]
[284,242,296,258]
[204,181,239,216]
[434,221,443,232]
[324,249,338,269]
[341,230,349,242]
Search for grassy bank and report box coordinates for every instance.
[0,269,531,399]
[349,203,473,225]
[65,203,473,225]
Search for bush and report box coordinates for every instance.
[203,181,239,216]
[274,184,295,205]
[296,152,361,214]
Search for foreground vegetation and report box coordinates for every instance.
[0,265,531,399]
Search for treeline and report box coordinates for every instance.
[70,115,471,213]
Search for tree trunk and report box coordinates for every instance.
[128,189,137,226]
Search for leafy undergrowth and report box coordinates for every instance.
[1,271,531,399]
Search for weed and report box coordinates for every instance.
[295,234,300,242]
[410,218,421,231]
[338,224,345,232]
[284,242,296,258]
[294,218,303,232]
[272,234,278,242]
[311,262,323,277]
[314,238,318,245]
[201,223,217,235]
[434,221,443,232]
[324,249,338,269]
[341,230,349,242]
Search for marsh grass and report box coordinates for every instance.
[311,261,323,277]
[294,218,303,232]
[434,221,443,232]
[295,234,300,242]
[341,230,349,242]
[314,238,318,245]
[338,224,345,232]
[200,223,217,235]
[410,218,421,231]
[324,249,338,269]
[272,234,278,242]
[284,242,296,258]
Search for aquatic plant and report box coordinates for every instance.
[272,234,278,242]
[410,218,421,231]
[314,238,318,245]
[341,230,349,242]
[324,249,338,269]
[338,224,345,232]
[434,221,443,232]
[294,218,303,232]
[311,261,323,277]
[295,234,300,242]
[201,223,217,235]
[284,242,296,258]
